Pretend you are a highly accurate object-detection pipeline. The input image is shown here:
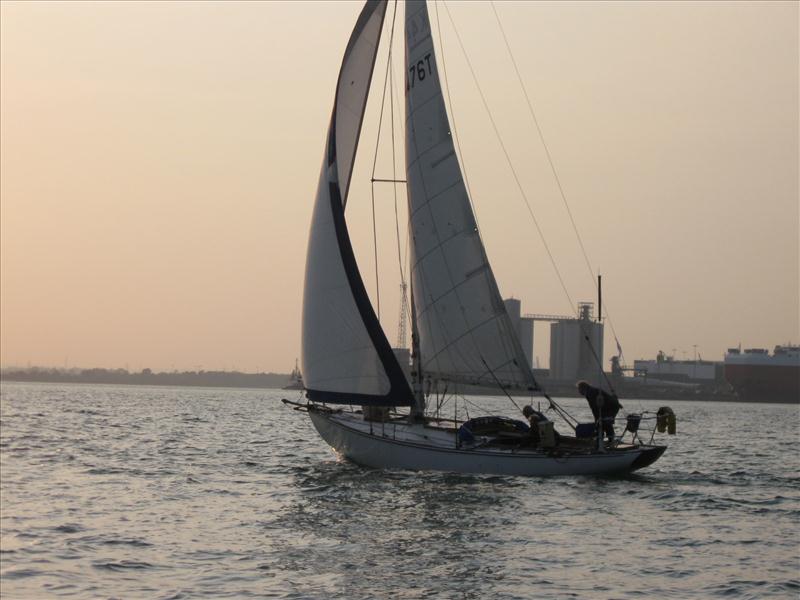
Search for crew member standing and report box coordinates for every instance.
[576,380,621,443]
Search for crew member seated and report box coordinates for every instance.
[522,405,560,448]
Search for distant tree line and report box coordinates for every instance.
[0,367,292,390]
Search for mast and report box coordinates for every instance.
[409,277,426,419]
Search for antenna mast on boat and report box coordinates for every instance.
[597,274,602,323]
[397,281,408,348]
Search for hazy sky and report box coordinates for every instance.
[1,1,797,373]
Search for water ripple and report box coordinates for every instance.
[1,383,798,599]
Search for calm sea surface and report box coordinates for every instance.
[1,382,798,599]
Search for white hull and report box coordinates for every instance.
[308,409,665,477]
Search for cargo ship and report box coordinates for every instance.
[724,345,800,403]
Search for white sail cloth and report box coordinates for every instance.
[404,1,537,390]
[302,0,413,405]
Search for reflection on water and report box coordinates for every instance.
[1,382,799,599]
[279,464,526,599]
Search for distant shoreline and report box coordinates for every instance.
[0,368,292,390]
[2,369,796,403]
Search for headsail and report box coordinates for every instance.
[404,1,538,391]
[302,0,413,406]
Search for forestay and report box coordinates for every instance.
[404,0,537,391]
[302,0,413,406]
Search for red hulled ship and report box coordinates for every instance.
[724,345,800,403]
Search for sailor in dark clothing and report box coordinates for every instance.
[576,380,621,443]
[522,405,559,447]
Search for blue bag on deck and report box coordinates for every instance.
[575,423,597,438]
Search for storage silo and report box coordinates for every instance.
[549,303,604,385]
[519,318,534,369]
[504,298,534,369]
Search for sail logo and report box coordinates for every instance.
[406,6,431,53]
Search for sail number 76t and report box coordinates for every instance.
[407,53,434,90]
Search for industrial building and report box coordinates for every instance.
[549,303,604,385]
[393,299,608,391]
[504,299,605,386]
[633,351,721,384]
[503,299,534,369]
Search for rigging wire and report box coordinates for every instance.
[368,0,402,321]
[428,2,537,393]
[391,61,415,337]
[487,2,621,391]
[369,190,380,320]
[404,2,497,383]
[440,0,576,314]
[461,396,496,416]
[432,1,476,213]
[443,1,618,395]
[368,2,414,342]
[481,357,524,414]
[388,50,410,273]
[389,37,403,285]
[387,18,414,341]
[438,0,578,396]
[489,1,626,365]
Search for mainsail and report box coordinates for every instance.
[302,0,413,406]
[404,0,538,390]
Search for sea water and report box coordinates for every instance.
[1,381,798,599]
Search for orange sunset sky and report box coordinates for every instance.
[1,1,797,373]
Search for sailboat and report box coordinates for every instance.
[282,359,304,391]
[286,0,668,476]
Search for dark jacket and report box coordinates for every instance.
[582,384,621,420]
